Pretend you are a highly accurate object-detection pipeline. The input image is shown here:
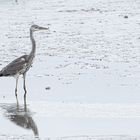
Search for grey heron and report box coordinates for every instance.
[0,25,49,97]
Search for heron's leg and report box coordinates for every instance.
[16,95,19,107]
[15,76,19,97]
[24,95,27,111]
[23,73,27,96]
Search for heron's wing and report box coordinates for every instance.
[0,55,28,76]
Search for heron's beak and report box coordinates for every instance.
[39,26,49,30]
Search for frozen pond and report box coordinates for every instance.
[0,0,140,139]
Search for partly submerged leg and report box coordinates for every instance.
[16,95,19,107]
[23,73,27,97]
[15,76,19,97]
[24,94,27,111]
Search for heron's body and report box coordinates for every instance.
[0,25,49,97]
[0,55,29,77]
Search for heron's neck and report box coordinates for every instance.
[30,29,36,57]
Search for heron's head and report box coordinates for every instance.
[30,24,49,32]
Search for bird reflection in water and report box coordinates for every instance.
[1,97,39,137]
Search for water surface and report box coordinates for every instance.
[0,0,140,139]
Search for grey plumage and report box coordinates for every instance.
[0,55,28,76]
[0,25,49,97]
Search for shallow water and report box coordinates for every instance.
[1,100,140,139]
[0,0,140,139]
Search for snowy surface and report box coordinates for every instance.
[0,0,140,139]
